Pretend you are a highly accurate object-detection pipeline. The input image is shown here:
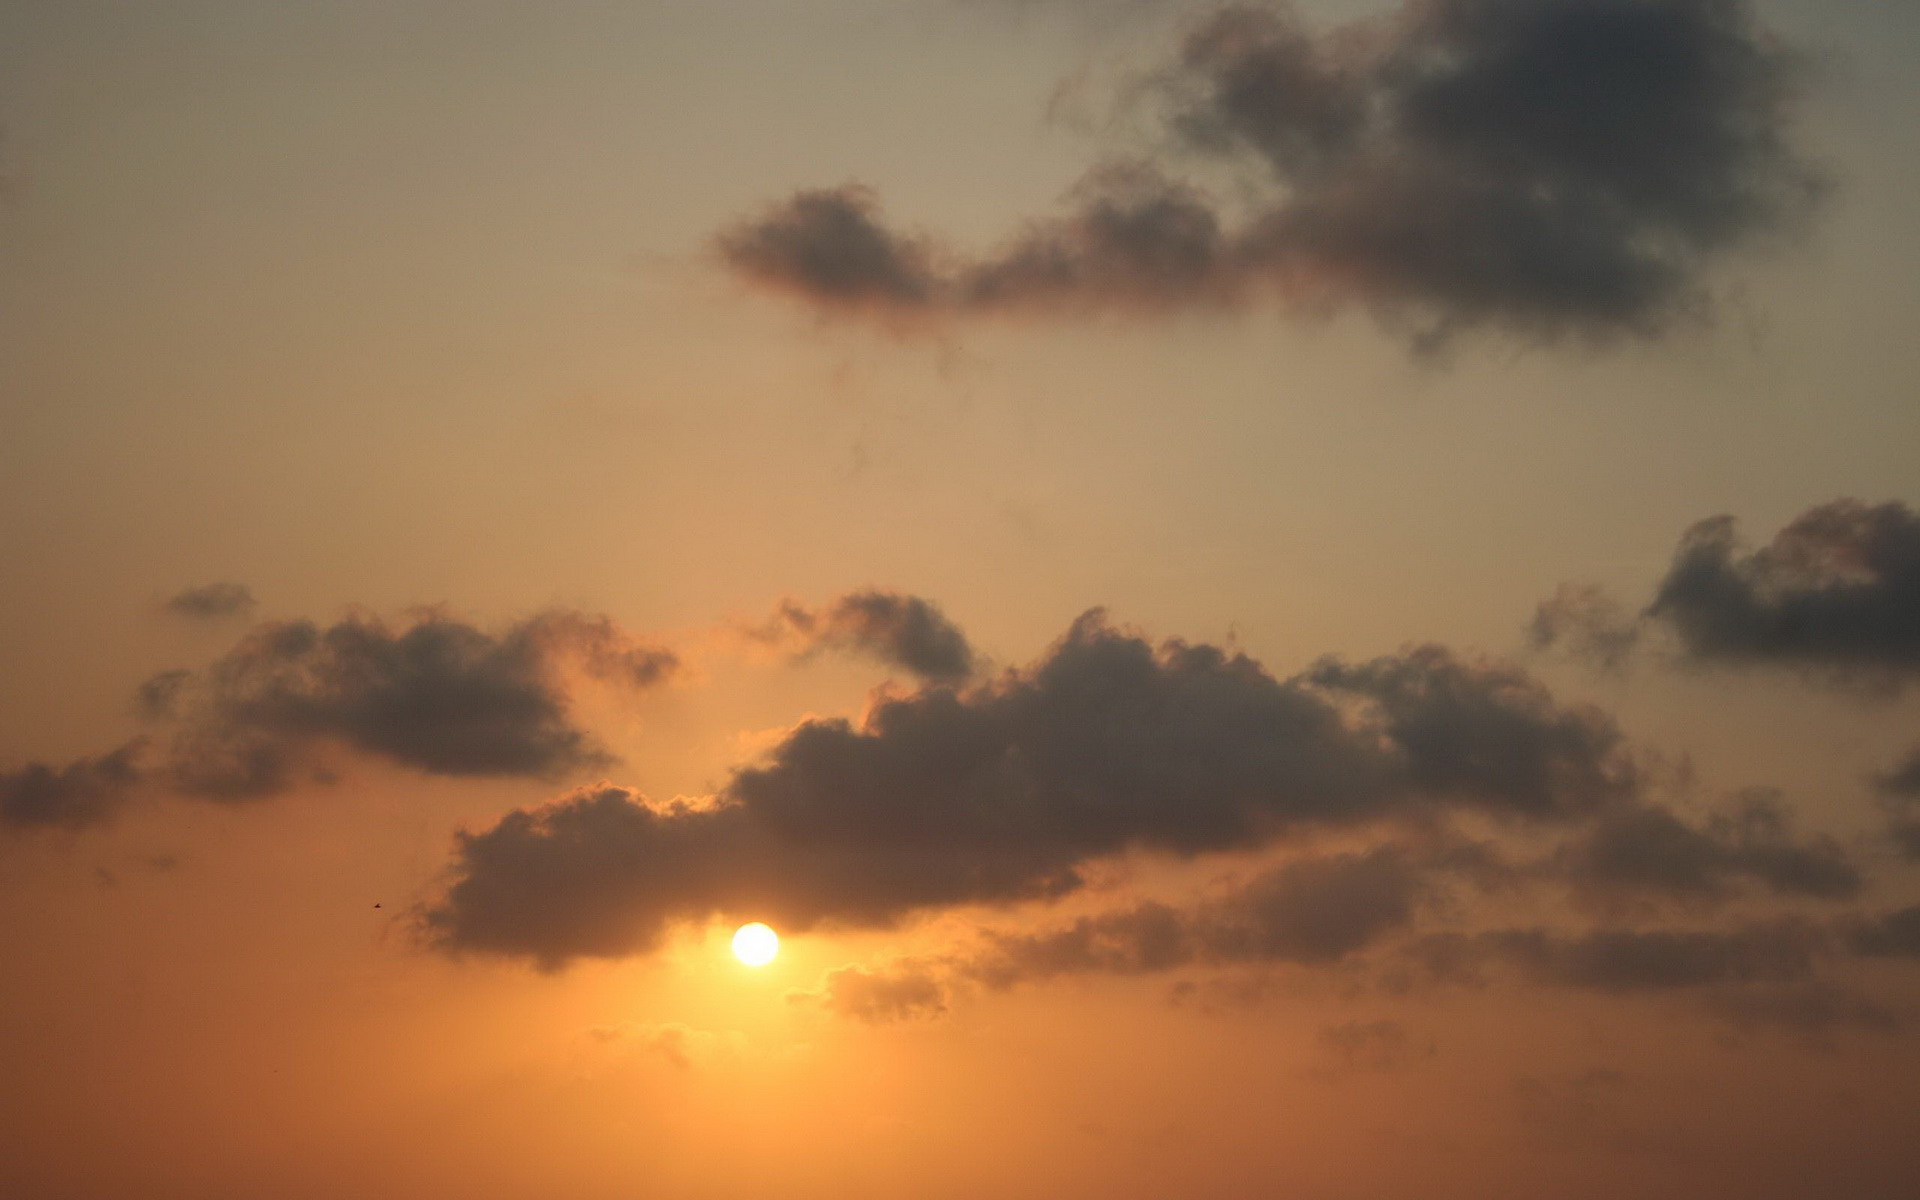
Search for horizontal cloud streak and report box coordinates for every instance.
[163,582,256,620]
[720,0,1817,347]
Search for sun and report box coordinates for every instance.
[731,922,779,966]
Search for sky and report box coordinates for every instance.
[3,2,1920,1197]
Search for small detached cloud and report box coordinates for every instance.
[1647,501,1920,681]
[4,606,679,834]
[720,0,1818,348]
[163,582,257,620]
[141,608,678,800]
[1537,500,1920,687]
[750,590,977,683]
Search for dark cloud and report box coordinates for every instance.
[147,609,677,800]
[753,590,977,683]
[425,612,1643,965]
[163,582,257,620]
[0,742,146,831]
[720,0,1817,346]
[716,186,939,316]
[1304,644,1640,820]
[1644,501,1920,680]
[1559,790,1861,902]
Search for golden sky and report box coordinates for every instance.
[5,3,1920,1198]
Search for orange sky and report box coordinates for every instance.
[5,3,1920,1199]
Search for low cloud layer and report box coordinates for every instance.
[721,0,1817,346]
[425,611,1652,966]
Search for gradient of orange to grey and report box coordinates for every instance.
[5,3,1920,1198]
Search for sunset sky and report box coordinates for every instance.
[5,3,1920,1198]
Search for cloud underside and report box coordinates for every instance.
[719,0,1816,346]
[423,610,1863,974]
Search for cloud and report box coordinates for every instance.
[1303,644,1640,820]
[1528,582,1642,670]
[717,186,941,317]
[1850,905,1920,959]
[1465,923,1825,992]
[163,582,257,620]
[144,608,677,800]
[0,741,146,831]
[720,0,1817,347]
[795,963,951,1024]
[1558,790,1861,903]
[751,590,977,683]
[1704,982,1903,1038]
[1645,501,1920,681]
[962,846,1427,986]
[423,612,1644,965]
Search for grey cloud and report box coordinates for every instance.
[721,0,1817,347]
[755,590,977,683]
[1850,905,1920,959]
[148,609,677,800]
[775,847,1428,1021]
[424,611,1645,965]
[1537,499,1920,695]
[1528,582,1642,671]
[1646,501,1920,680]
[1560,790,1861,902]
[1705,982,1903,1038]
[964,847,1426,987]
[163,582,256,620]
[1303,644,1639,821]
[0,742,146,831]
[1476,923,1824,991]
[717,186,939,316]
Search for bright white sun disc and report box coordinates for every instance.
[732,922,779,966]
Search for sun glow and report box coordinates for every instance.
[731,922,779,966]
